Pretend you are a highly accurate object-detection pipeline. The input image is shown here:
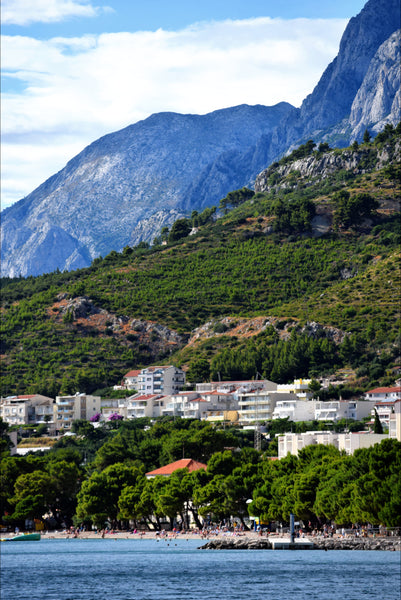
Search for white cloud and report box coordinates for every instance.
[1,0,110,26]
[1,17,347,209]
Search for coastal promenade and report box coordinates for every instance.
[36,530,401,550]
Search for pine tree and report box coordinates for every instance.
[373,410,383,434]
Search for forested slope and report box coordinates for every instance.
[1,128,400,397]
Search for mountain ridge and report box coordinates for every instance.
[1,0,400,278]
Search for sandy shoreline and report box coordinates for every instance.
[39,530,260,541]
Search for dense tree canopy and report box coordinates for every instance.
[1,418,400,531]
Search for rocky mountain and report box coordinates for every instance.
[1,0,400,278]
[1,103,294,278]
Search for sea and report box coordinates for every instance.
[1,538,400,600]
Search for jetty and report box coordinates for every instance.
[198,536,401,551]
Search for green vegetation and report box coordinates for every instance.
[0,128,400,397]
[1,418,399,530]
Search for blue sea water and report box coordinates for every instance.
[1,539,400,600]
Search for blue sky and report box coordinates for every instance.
[1,0,367,209]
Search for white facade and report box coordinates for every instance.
[0,395,54,427]
[163,392,201,418]
[123,369,141,390]
[126,394,165,419]
[237,391,288,423]
[314,400,374,422]
[278,430,389,458]
[371,402,396,428]
[365,386,401,402]
[272,398,315,421]
[337,432,389,454]
[277,379,313,400]
[389,399,401,441]
[137,366,185,395]
[54,393,101,430]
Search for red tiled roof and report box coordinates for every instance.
[366,387,401,394]
[146,458,207,477]
[124,370,141,378]
[131,394,163,401]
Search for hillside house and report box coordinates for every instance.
[0,394,54,428]
[126,394,165,419]
[54,393,101,431]
[365,386,401,402]
[122,369,141,390]
[137,365,185,395]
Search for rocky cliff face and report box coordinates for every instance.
[1,103,293,277]
[349,29,401,139]
[255,141,401,194]
[1,0,400,278]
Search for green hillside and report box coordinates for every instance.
[1,126,400,397]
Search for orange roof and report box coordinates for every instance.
[367,387,401,394]
[146,458,207,477]
[124,370,141,378]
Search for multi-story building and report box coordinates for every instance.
[314,400,374,422]
[126,394,165,419]
[278,431,388,458]
[54,393,101,431]
[277,379,313,400]
[122,369,141,390]
[389,399,401,441]
[137,366,185,395]
[371,401,396,429]
[272,398,315,422]
[237,390,293,423]
[0,394,54,428]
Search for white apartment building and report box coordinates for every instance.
[278,431,388,458]
[126,394,165,419]
[237,391,293,424]
[122,369,141,390]
[314,400,374,422]
[137,366,185,395]
[54,393,101,430]
[0,394,54,427]
[277,379,313,400]
[389,399,401,441]
[195,381,266,394]
[162,392,201,418]
[371,401,396,428]
[272,398,316,422]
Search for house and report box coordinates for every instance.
[162,392,201,418]
[126,394,165,419]
[146,458,207,479]
[54,393,101,431]
[0,394,54,428]
[137,365,185,395]
[371,401,396,428]
[122,369,141,390]
[364,386,401,402]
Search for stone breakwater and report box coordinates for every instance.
[198,536,401,551]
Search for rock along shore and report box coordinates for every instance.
[198,536,401,551]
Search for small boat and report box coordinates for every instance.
[0,532,41,542]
